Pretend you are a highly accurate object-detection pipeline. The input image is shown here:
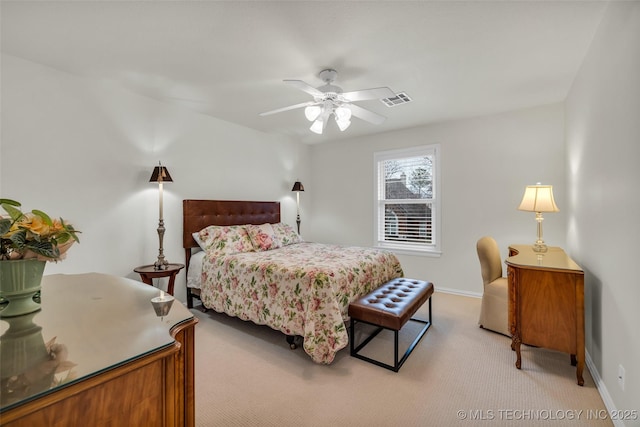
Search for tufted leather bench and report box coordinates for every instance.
[349,278,434,372]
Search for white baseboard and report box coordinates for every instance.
[585,351,626,427]
[435,286,482,298]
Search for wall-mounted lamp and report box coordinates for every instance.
[518,183,559,253]
[291,181,304,234]
[149,162,173,270]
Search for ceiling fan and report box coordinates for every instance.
[260,69,396,134]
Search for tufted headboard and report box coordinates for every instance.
[183,199,281,249]
[181,199,281,307]
[182,199,280,249]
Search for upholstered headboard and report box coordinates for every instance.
[182,199,281,249]
[181,199,281,307]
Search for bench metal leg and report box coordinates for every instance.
[350,296,432,372]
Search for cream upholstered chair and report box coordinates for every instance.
[477,236,510,336]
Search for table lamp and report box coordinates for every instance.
[150,162,173,270]
[518,183,559,253]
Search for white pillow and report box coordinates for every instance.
[192,232,207,250]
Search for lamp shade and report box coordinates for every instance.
[304,105,322,122]
[518,184,559,213]
[334,106,352,121]
[291,181,304,192]
[149,164,173,183]
[309,119,324,135]
[335,113,352,131]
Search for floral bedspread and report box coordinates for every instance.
[200,242,403,364]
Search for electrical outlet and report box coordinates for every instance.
[618,364,625,391]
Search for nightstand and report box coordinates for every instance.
[134,263,185,296]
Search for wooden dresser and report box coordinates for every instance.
[506,245,585,386]
[0,273,197,426]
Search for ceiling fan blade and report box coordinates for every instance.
[284,80,324,98]
[259,101,317,116]
[346,104,387,125]
[342,87,395,102]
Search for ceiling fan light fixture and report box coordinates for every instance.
[335,116,351,131]
[260,69,393,134]
[310,119,324,134]
[334,106,352,121]
[304,105,322,121]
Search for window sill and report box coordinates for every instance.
[375,243,442,258]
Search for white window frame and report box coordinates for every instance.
[373,144,442,257]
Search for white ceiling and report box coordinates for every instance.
[1,1,607,144]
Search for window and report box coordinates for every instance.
[374,144,441,256]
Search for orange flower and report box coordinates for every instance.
[19,213,51,237]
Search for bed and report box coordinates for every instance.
[182,199,403,364]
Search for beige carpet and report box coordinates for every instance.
[191,292,610,426]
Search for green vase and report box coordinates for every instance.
[0,259,46,317]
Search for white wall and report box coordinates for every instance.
[565,1,640,419]
[308,104,566,295]
[0,54,311,303]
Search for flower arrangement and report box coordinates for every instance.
[0,199,80,262]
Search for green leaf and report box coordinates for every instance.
[0,199,21,208]
[56,234,71,244]
[62,221,80,243]
[0,218,11,235]
[1,203,24,221]
[26,240,58,259]
[9,229,28,249]
[31,209,53,226]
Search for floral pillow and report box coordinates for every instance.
[197,225,254,257]
[272,222,304,246]
[246,223,282,251]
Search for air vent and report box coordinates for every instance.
[381,92,412,107]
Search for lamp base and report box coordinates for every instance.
[153,259,169,270]
[155,217,168,270]
[532,242,548,253]
[532,212,548,253]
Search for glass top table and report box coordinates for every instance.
[506,245,583,272]
[0,272,194,412]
